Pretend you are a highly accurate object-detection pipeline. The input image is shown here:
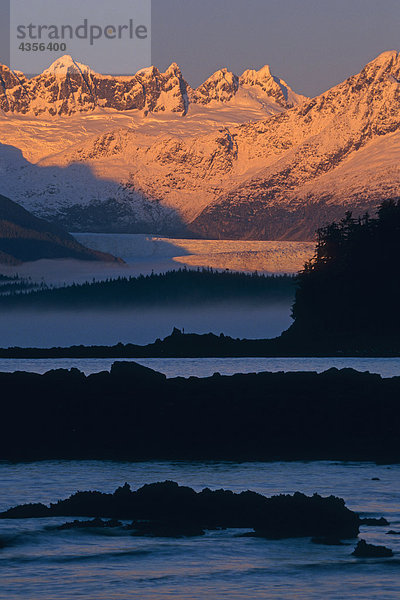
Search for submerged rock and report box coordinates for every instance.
[311,536,346,546]
[352,539,393,558]
[130,520,205,538]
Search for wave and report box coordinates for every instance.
[0,547,152,566]
[300,558,400,570]
[54,548,153,563]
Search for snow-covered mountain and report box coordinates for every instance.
[0,55,305,117]
[191,50,400,239]
[0,52,399,239]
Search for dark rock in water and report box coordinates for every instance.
[352,539,393,558]
[311,536,346,546]
[110,361,166,382]
[371,477,381,481]
[251,492,359,539]
[359,517,389,527]
[386,530,400,535]
[1,502,50,519]
[130,520,205,538]
[57,518,123,530]
[0,481,360,539]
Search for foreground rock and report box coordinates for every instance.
[352,539,393,558]
[0,364,399,462]
[0,481,359,540]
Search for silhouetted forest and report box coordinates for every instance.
[288,200,400,347]
[0,268,295,308]
[0,278,41,295]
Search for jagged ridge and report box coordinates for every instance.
[0,55,306,116]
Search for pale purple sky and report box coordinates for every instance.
[1,0,400,96]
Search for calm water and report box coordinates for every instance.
[0,356,399,378]
[0,305,292,347]
[0,460,400,600]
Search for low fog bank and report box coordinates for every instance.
[0,303,292,348]
[0,258,169,287]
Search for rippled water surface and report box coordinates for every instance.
[1,460,400,599]
[0,356,399,378]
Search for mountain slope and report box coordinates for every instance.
[0,52,399,239]
[0,193,121,263]
[190,51,400,238]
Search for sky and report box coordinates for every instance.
[1,0,400,96]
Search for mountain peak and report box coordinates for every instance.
[42,55,91,77]
[370,50,398,65]
[239,64,307,108]
[241,64,273,82]
[193,68,239,104]
[136,65,159,78]
[165,62,181,75]
[347,49,400,89]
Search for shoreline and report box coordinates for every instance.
[0,330,399,358]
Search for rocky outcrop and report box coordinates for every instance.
[0,481,360,540]
[56,518,123,530]
[359,517,389,527]
[352,539,393,558]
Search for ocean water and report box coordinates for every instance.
[0,356,399,378]
[0,460,400,600]
[0,304,293,347]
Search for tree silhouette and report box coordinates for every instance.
[291,199,400,344]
